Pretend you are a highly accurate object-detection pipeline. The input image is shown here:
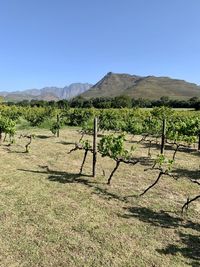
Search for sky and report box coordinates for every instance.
[0,0,200,91]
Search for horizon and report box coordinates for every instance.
[1,72,200,93]
[1,0,200,91]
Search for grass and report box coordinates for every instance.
[0,128,199,266]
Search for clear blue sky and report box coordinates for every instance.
[0,0,200,91]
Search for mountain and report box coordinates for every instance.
[0,83,92,102]
[81,72,200,100]
[62,83,93,99]
[1,73,200,102]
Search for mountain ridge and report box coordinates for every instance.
[1,72,200,102]
[0,83,92,101]
[81,72,200,100]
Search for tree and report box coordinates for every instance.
[57,100,69,109]
[112,95,132,108]
[70,96,84,108]
[160,96,170,105]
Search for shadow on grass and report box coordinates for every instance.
[18,167,200,265]
[2,146,27,154]
[18,167,91,183]
[92,186,128,202]
[172,168,200,180]
[157,232,200,267]
[120,206,200,265]
[120,206,200,231]
[36,135,52,139]
[136,156,155,166]
[56,141,75,146]
[141,141,198,154]
[18,166,127,202]
[193,150,200,158]
[9,151,28,154]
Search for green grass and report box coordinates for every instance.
[0,128,199,266]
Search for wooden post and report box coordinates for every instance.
[57,114,60,138]
[198,133,200,151]
[161,118,166,154]
[93,117,98,177]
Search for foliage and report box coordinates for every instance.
[167,117,200,146]
[0,105,22,121]
[98,133,138,184]
[50,121,61,135]
[24,107,56,126]
[98,134,135,160]
[65,108,97,126]
[80,139,92,150]
[0,115,16,142]
[154,154,174,173]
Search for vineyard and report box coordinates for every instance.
[0,105,200,266]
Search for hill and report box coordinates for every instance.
[81,72,200,100]
[0,83,92,102]
[1,73,200,102]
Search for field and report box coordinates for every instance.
[0,127,199,267]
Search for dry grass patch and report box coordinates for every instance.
[0,128,199,267]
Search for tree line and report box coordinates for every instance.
[4,95,200,110]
